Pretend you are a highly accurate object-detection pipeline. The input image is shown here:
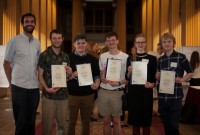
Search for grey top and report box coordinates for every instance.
[4,33,41,89]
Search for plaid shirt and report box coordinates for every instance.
[38,46,70,100]
[157,50,193,101]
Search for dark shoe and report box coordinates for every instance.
[124,123,129,127]
[152,112,160,117]
[90,117,97,121]
[98,113,103,118]
[121,121,129,127]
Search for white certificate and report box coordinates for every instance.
[131,61,147,85]
[159,70,175,94]
[106,58,121,81]
[76,63,93,86]
[51,65,66,87]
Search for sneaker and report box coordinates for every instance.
[110,122,113,128]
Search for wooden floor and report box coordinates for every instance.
[0,95,200,135]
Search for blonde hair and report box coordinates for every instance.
[160,32,176,44]
[134,33,146,42]
[87,40,99,59]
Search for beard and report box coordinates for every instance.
[23,25,35,34]
[52,44,62,48]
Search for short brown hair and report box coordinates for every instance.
[160,32,176,44]
[21,13,36,24]
[105,31,118,41]
[74,33,87,42]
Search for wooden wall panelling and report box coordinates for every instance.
[3,0,17,44]
[52,0,57,30]
[116,0,126,52]
[47,0,52,47]
[32,0,40,40]
[146,0,153,51]
[170,0,182,48]
[40,0,47,51]
[142,0,147,36]
[72,0,82,50]
[160,0,169,35]
[152,0,160,51]
[185,0,200,46]
[20,0,31,33]
[0,0,5,45]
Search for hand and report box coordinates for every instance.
[127,66,133,79]
[91,83,99,90]
[127,66,132,73]
[108,80,119,87]
[100,76,108,84]
[72,71,78,78]
[69,71,78,80]
[155,72,160,80]
[145,82,154,89]
[175,77,182,84]
[65,66,72,75]
[46,87,60,94]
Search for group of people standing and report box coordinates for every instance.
[3,13,195,135]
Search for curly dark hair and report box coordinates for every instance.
[21,13,36,24]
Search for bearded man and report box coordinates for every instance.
[3,13,41,135]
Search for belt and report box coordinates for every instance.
[100,87,124,92]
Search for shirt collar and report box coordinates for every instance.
[164,50,177,57]
[21,32,34,42]
[74,51,87,56]
[47,46,63,56]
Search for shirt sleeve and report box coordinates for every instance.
[4,38,16,62]
[99,55,103,71]
[151,56,157,83]
[181,54,193,73]
[125,57,131,80]
[157,57,161,72]
[37,41,41,58]
[38,53,45,69]
[92,57,100,77]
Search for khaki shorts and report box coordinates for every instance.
[98,88,123,116]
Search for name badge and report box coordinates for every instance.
[142,59,149,64]
[170,62,177,67]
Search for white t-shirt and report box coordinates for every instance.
[192,64,200,78]
[99,51,128,90]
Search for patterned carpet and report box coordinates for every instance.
[35,117,168,135]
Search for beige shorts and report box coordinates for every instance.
[98,88,123,117]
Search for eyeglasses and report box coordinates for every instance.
[106,39,117,43]
[135,41,146,44]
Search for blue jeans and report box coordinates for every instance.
[11,84,40,135]
[158,99,182,135]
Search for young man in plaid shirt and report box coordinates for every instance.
[156,32,193,135]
